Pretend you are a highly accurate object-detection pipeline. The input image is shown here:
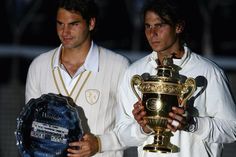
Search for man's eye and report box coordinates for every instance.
[57,22,63,26]
[145,23,166,30]
[145,25,151,29]
[156,24,162,28]
[71,22,80,26]
[155,23,165,28]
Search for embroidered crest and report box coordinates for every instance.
[85,89,100,105]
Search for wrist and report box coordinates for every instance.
[184,116,198,133]
[95,135,101,153]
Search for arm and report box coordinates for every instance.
[115,70,150,147]
[25,59,42,103]
[189,69,236,143]
[67,130,127,157]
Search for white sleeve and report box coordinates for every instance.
[25,59,41,103]
[115,69,149,147]
[193,69,236,143]
[96,56,131,152]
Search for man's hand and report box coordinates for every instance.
[67,133,99,157]
[132,100,193,133]
[167,107,188,132]
[132,100,152,134]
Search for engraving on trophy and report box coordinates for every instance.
[31,121,69,144]
[42,111,62,121]
[146,97,162,112]
[131,57,196,153]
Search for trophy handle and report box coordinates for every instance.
[179,78,196,108]
[130,75,143,100]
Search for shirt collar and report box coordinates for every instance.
[52,41,99,73]
[173,46,189,68]
[51,46,59,70]
[84,41,99,72]
[148,46,190,68]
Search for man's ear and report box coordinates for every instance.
[176,21,185,34]
[89,17,96,31]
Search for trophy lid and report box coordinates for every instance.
[152,57,180,83]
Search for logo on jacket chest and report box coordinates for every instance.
[85,89,100,105]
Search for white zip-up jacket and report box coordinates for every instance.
[116,46,236,157]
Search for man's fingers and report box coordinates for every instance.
[169,112,184,122]
[171,120,180,128]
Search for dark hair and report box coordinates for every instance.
[58,0,98,25]
[142,0,188,44]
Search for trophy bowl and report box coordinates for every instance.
[131,58,196,153]
[15,93,83,157]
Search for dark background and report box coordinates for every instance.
[1,0,236,55]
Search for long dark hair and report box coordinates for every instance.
[142,0,188,45]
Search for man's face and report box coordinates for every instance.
[144,11,179,55]
[56,8,94,49]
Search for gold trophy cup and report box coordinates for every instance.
[131,58,196,153]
